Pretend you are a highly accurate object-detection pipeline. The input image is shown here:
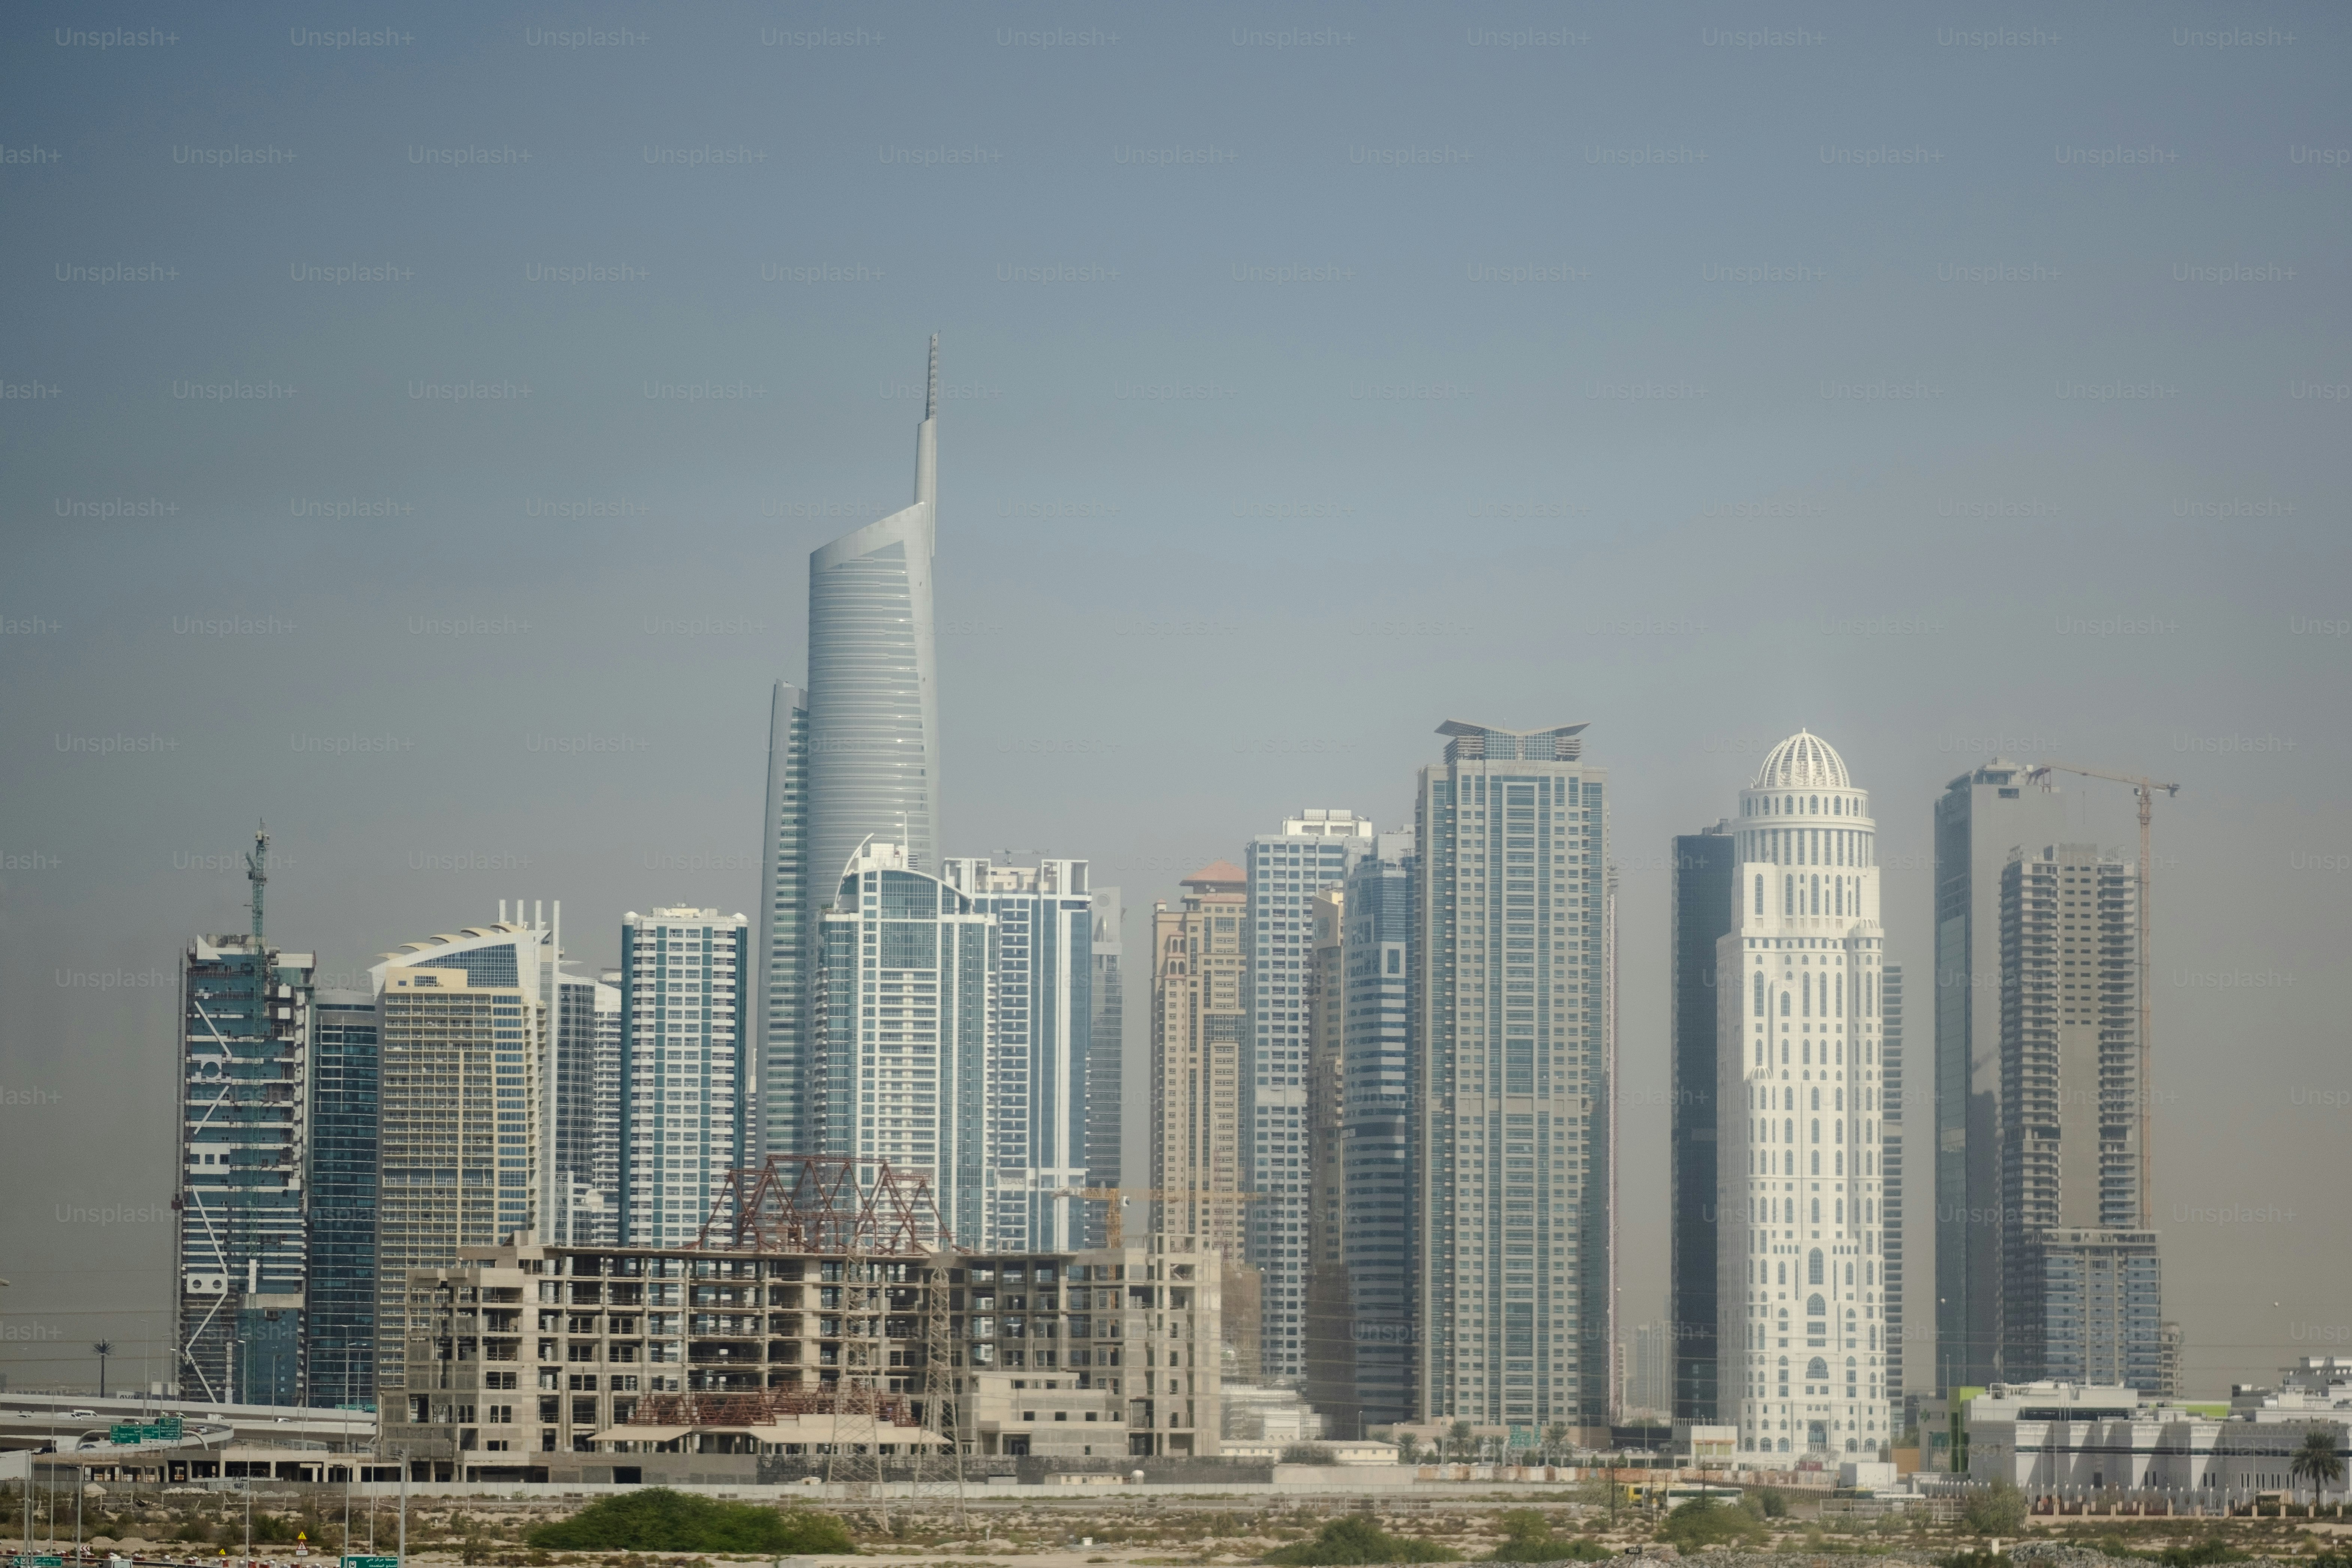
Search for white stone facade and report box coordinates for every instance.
[1716,729,1894,1457]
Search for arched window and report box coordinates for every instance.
[1754,873,1764,915]
[1810,1118,1820,1143]
[1810,873,1821,914]
[1754,970,1765,1016]
[1783,874,1793,915]
[1784,1118,1794,1145]
[1806,1293,1825,1317]
[1810,1197,1821,1222]
[1779,989,1789,1018]
[1808,1250,1824,1285]
[1802,974,1811,1016]
[1775,1262,1785,1286]
[1806,1356,1828,1380]
[1809,796,1818,813]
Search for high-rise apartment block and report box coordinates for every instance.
[553,967,621,1244]
[1998,844,2161,1390]
[943,857,1095,1252]
[1151,861,1257,1369]
[1337,834,1415,1427]
[306,988,380,1409]
[371,924,548,1392]
[755,680,811,1160]
[1245,810,1375,1386]
[1411,720,1611,1435]
[176,929,314,1405]
[1880,962,1907,1399]
[1083,887,1124,1247]
[618,909,748,1247]
[1716,730,1894,1458]
[1670,821,1738,1422]
[814,842,994,1240]
[1302,886,1354,1431]
[1933,759,2067,1393]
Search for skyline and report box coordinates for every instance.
[3,0,2348,1408]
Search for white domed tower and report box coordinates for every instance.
[1716,730,1893,1460]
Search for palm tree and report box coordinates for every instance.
[1449,1419,1474,1464]
[1545,1421,1572,1465]
[2288,1426,2344,1507]
[92,1341,114,1400]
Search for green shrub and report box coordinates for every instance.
[526,1489,853,1554]
[1960,1479,2029,1537]
[1484,1508,1609,1562]
[1656,1496,1766,1552]
[1264,1515,1463,1565]
[1753,1486,1790,1518]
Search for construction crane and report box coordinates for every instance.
[1062,1186,1268,1249]
[2025,761,2180,1228]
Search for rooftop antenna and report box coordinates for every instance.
[245,822,269,940]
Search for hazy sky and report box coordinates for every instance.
[3,0,2346,1402]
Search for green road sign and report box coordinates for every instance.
[343,1556,400,1568]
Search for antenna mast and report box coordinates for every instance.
[246,822,270,940]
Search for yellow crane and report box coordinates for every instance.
[2025,760,2180,1227]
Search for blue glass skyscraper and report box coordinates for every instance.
[805,336,943,906]
[306,989,379,1410]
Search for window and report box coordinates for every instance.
[1754,874,1764,916]
[1807,1356,1828,1381]
[1754,970,1765,1016]
[1808,1251,1823,1285]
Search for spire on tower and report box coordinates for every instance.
[925,332,939,420]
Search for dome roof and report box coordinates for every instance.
[1753,729,1851,791]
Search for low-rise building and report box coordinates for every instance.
[380,1171,1220,1484]
[1956,1361,2352,1504]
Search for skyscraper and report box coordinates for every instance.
[1932,759,2067,1393]
[1083,886,1124,1247]
[1716,729,1893,1459]
[618,908,749,1247]
[755,680,811,1160]
[1411,720,1611,1436]
[176,924,314,1405]
[1151,861,1258,1371]
[306,988,379,1410]
[1340,834,1417,1427]
[551,966,621,1244]
[369,917,552,1391]
[805,337,943,911]
[1880,961,1907,1399]
[1302,886,1355,1432]
[942,857,1094,1251]
[812,841,994,1241]
[1245,809,1376,1386]
[1670,820,1738,1423]
[1998,844,2162,1390]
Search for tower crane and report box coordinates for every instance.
[2024,761,2179,1228]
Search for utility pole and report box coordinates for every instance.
[396,1450,408,1566]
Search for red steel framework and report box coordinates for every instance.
[693,1153,951,1256]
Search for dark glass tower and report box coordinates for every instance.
[305,990,378,1409]
[1669,821,1736,1422]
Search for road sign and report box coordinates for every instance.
[343,1556,399,1568]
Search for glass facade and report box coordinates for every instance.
[814,845,994,1242]
[1670,823,1737,1422]
[944,859,1094,1252]
[1082,887,1124,1247]
[805,345,942,925]
[1881,962,1906,1398]
[1340,840,1415,1426]
[306,990,379,1409]
[553,971,621,1244]
[176,934,314,1405]
[755,680,810,1161]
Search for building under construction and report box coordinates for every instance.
[380,1155,1223,1484]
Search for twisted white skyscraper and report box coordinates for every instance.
[806,335,944,901]
[1717,730,1894,1458]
